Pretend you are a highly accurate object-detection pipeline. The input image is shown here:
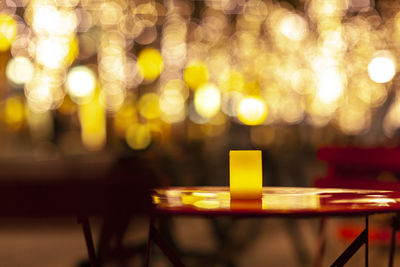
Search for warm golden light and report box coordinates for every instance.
[316,67,344,103]
[218,70,245,92]
[36,38,69,69]
[0,0,398,147]
[3,97,25,126]
[262,194,320,210]
[368,53,396,83]
[79,92,106,151]
[0,14,17,51]
[25,79,54,113]
[193,200,220,209]
[194,83,221,119]
[32,6,77,36]
[338,101,371,135]
[66,66,96,102]
[237,97,268,125]
[138,93,161,120]
[113,99,137,136]
[184,60,209,90]
[6,56,34,85]
[279,13,308,41]
[137,48,164,81]
[159,89,185,123]
[125,123,152,150]
[229,150,263,200]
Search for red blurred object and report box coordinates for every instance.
[338,225,400,245]
[314,146,400,267]
[315,146,400,190]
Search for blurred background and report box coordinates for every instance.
[0,0,399,266]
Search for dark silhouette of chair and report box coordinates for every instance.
[94,152,168,267]
[314,146,400,267]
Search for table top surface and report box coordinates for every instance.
[152,186,400,217]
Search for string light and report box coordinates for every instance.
[0,0,398,150]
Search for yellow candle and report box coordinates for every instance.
[229,150,263,199]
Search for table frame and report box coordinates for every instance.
[77,215,97,267]
[145,213,377,267]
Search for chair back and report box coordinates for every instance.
[314,146,400,190]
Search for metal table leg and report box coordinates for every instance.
[145,214,185,267]
[314,217,327,267]
[331,216,369,267]
[389,212,400,267]
[77,215,97,267]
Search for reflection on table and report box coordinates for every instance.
[152,186,400,217]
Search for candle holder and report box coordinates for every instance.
[229,150,263,200]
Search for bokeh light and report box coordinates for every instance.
[6,56,34,85]
[237,97,268,125]
[184,60,209,90]
[137,48,163,81]
[279,13,308,41]
[36,38,69,69]
[125,123,152,150]
[194,83,221,119]
[138,93,161,120]
[368,53,396,83]
[79,92,106,151]
[0,14,17,51]
[316,67,345,103]
[159,88,186,123]
[0,0,399,152]
[66,66,96,102]
[3,97,25,127]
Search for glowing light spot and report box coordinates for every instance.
[66,37,79,65]
[33,6,77,36]
[368,54,396,83]
[36,38,69,69]
[316,68,344,103]
[102,88,125,113]
[184,61,209,90]
[6,56,34,85]
[125,123,152,150]
[160,89,184,116]
[192,192,217,198]
[237,97,268,125]
[30,84,52,102]
[133,3,158,27]
[4,97,25,125]
[0,14,17,51]
[279,98,304,124]
[113,102,137,136]
[137,48,163,81]
[99,1,123,26]
[79,92,106,151]
[159,89,186,123]
[194,200,220,209]
[221,92,242,117]
[279,13,308,41]
[338,106,370,135]
[66,66,96,102]
[33,5,57,34]
[218,71,245,92]
[162,79,188,99]
[194,83,221,118]
[26,81,53,113]
[138,93,160,120]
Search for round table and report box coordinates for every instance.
[146,186,400,267]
